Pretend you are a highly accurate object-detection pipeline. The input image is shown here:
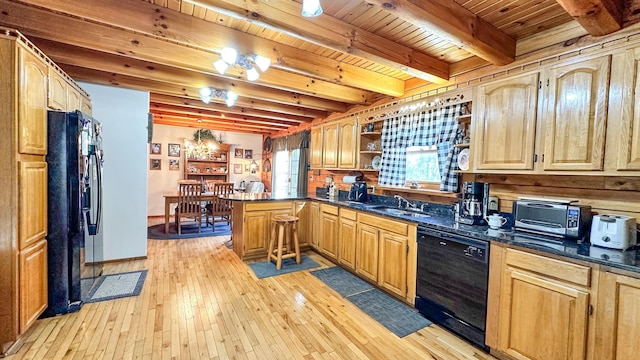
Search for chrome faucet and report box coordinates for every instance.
[394,195,416,209]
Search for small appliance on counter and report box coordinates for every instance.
[457,182,490,225]
[590,215,637,250]
[513,198,591,239]
[348,181,367,202]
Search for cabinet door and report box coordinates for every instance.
[47,68,66,110]
[309,202,320,249]
[498,269,589,360]
[80,96,92,116]
[322,123,339,168]
[595,272,640,360]
[310,127,323,168]
[338,218,357,270]
[295,202,309,248]
[474,73,539,170]
[19,47,48,155]
[543,56,610,171]
[378,231,408,298]
[19,239,47,333]
[338,118,358,169]
[320,211,339,260]
[616,47,640,170]
[19,161,47,250]
[67,86,81,111]
[244,211,270,257]
[356,223,379,282]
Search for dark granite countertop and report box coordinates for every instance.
[220,192,308,201]
[309,195,640,274]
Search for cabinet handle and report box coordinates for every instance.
[588,304,593,316]
[534,154,538,162]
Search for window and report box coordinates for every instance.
[405,145,440,186]
[272,149,300,197]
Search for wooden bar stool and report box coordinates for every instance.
[267,215,301,270]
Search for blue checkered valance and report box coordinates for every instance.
[378,104,463,192]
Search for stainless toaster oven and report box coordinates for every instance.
[513,199,592,238]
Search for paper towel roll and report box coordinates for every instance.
[343,176,358,183]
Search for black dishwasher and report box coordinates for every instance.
[415,226,490,351]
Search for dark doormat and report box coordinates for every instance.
[311,266,431,337]
[83,270,147,303]
[147,221,231,240]
[249,255,320,279]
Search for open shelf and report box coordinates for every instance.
[454,143,470,148]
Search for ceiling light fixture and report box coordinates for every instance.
[213,47,271,81]
[198,87,238,107]
[301,0,323,17]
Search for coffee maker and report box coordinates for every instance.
[458,182,490,225]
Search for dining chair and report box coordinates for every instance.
[205,182,234,227]
[174,183,203,234]
[246,181,265,193]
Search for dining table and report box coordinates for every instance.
[163,191,217,234]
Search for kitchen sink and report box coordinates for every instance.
[374,207,431,218]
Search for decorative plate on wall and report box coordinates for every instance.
[457,148,470,171]
[371,156,382,170]
[263,158,272,172]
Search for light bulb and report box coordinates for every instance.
[225,90,238,107]
[246,66,260,81]
[254,55,271,72]
[220,47,238,64]
[213,59,228,75]
[301,0,323,17]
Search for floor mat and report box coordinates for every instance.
[249,255,320,279]
[311,266,431,337]
[148,221,230,240]
[83,270,147,303]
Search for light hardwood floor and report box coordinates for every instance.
[7,219,496,360]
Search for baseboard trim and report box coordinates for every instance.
[86,255,147,265]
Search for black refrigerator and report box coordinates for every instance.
[44,110,104,316]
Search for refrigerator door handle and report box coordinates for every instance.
[85,149,102,236]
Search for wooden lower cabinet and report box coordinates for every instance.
[233,201,294,260]
[377,231,408,298]
[594,271,640,360]
[309,202,320,250]
[355,222,379,282]
[294,201,310,248]
[19,239,47,332]
[488,246,595,360]
[319,204,339,260]
[337,209,357,270]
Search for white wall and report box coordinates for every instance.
[148,124,262,216]
[79,82,149,261]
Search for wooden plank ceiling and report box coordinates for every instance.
[0,0,631,134]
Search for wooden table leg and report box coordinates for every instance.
[165,197,170,234]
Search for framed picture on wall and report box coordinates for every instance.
[244,149,253,159]
[244,164,250,172]
[150,143,161,155]
[234,163,243,174]
[150,159,161,170]
[169,159,179,170]
[168,143,181,157]
[235,148,244,158]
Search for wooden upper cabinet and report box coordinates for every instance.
[337,117,358,169]
[19,161,47,250]
[80,96,92,116]
[310,126,323,168]
[67,86,81,111]
[616,47,640,170]
[542,56,611,171]
[47,67,66,111]
[322,123,339,168]
[18,47,48,155]
[474,72,539,170]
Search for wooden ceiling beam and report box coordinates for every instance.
[151,111,282,133]
[188,0,450,82]
[31,37,347,113]
[149,103,296,128]
[17,0,404,97]
[0,0,375,104]
[151,110,283,131]
[149,94,312,123]
[554,0,623,36]
[61,64,330,119]
[151,113,278,133]
[365,0,516,66]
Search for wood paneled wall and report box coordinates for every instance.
[463,174,640,224]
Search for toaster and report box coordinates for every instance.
[590,215,637,250]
